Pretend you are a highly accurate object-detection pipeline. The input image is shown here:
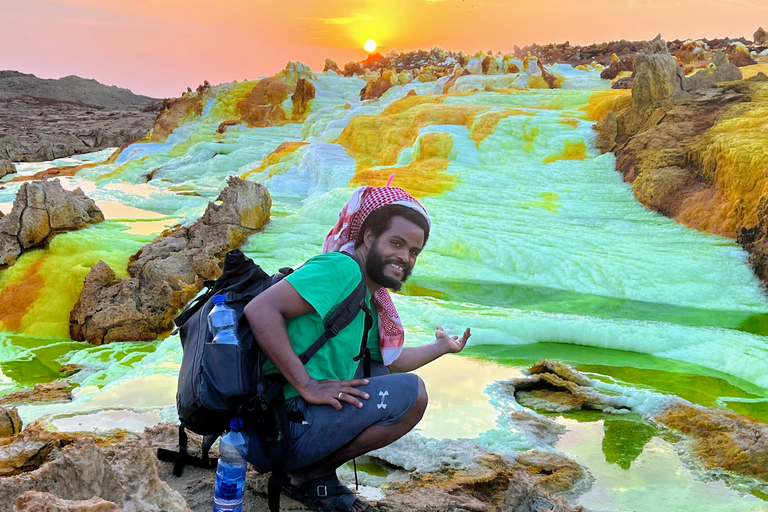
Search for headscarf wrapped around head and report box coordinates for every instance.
[322,186,430,365]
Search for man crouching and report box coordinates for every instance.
[244,185,471,512]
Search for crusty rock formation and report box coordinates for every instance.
[592,41,768,285]
[13,492,119,512]
[1,421,588,512]
[69,177,270,344]
[504,360,768,483]
[0,159,15,179]
[658,402,768,480]
[0,423,190,512]
[0,382,72,406]
[0,407,22,438]
[756,27,768,45]
[0,179,104,267]
[600,55,634,80]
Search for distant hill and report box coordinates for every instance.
[0,71,158,109]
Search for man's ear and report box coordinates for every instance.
[363,228,375,248]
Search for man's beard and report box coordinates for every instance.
[366,243,412,291]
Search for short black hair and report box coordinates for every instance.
[354,204,430,249]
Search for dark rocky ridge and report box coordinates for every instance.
[0,72,162,163]
[0,71,156,108]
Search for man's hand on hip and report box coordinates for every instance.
[298,378,370,410]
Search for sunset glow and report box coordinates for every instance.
[2,0,767,97]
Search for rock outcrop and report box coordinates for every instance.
[0,382,72,406]
[0,424,190,512]
[593,40,768,285]
[756,27,768,45]
[503,360,768,483]
[0,92,160,163]
[14,492,119,512]
[0,71,156,109]
[0,179,104,267]
[0,421,589,512]
[0,159,15,179]
[600,54,634,80]
[69,177,270,344]
[0,407,22,438]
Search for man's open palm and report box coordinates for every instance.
[436,325,471,354]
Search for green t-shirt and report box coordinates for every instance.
[262,252,379,401]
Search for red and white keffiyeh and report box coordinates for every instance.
[322,186,430,366]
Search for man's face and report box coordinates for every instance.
[365,216,425,291]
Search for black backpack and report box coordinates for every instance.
[157,249,372,512]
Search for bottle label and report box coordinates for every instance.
[217,481,240,500]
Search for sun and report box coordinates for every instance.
[364,39,377,53]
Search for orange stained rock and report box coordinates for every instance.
[581,89,631,122]
[0,255,47,332]
[470,110,534,145]
[240,141,309,179]
[291,78,316,119]
[236,77,293,127]
[336,101,488,168]
[677,82,768,235]
[741,63,768,80]
[10,143,125,182]
[350,132,455,198]
[558,118,579,129]
[149,84,211,143]
[351,157,454,198]
[657,402,768,480]
[543,140,589,164]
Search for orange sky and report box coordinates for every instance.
[2,0,766,98]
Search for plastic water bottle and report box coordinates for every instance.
[208,295,239,345]
[213,417,248,512]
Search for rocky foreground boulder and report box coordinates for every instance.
[0,159,15,179]
[69,177,271,344]
[0,179,104,267]
[0,421,588,512]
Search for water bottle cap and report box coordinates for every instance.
[212,294,226,305]
[230,417,243,431]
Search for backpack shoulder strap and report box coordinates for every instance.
[298,253,369,364]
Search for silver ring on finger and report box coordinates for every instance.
[337,392,343,400]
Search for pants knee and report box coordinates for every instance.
[414,375,428,416]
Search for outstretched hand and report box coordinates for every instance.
[298,378,370,411]
[436,325,471,354]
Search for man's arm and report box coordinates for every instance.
[388,326,471,373]
[243,280,369,410]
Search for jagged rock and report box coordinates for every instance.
[291,78,315,119]
[323,58,341,74]
[14,492,119,512]
[0,179,103,267]
[657,402,768,481]
[725,43,757,67]
[626,40,684,133]
[600,55,634,80]
[0,381,71,406]
[0,407,22,438]
[683,51,742,91]
[69,177,270,344]
[502,360,631,414]
[632,166,693,214]
[0,423,191,512]
[756,27,768,45]
[360,69,399,100]
[0,159,15,179]
[58,364,85,378]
